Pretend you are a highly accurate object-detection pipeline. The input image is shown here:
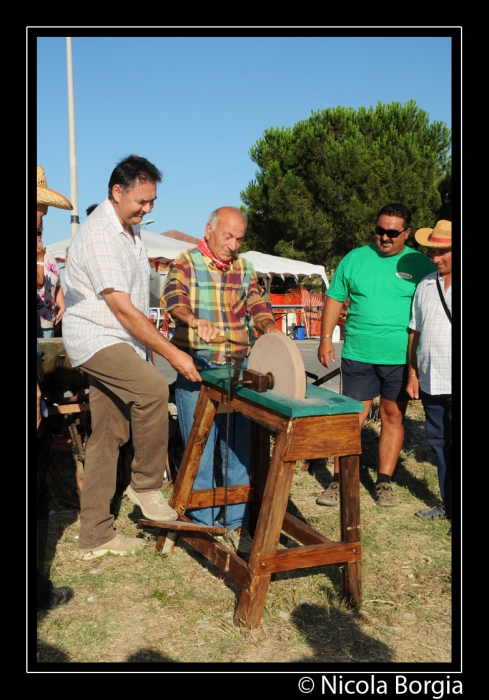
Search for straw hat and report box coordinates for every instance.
[415,220,451,248]
[37,165,73,210]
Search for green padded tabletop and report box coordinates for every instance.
[200,368,363,417]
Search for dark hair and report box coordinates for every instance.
[86,203,99,217]
[376,203,412,230]
[108,155,162,199]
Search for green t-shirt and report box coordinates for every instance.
[328,243,436,364]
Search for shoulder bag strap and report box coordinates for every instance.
[436,275,452,324]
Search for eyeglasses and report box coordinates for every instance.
[375,226,408,239]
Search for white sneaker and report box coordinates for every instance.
[126,484,177,522]
[77,534,145,560]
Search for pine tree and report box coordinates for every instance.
[241,101,451,270]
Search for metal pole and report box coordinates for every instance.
[66,37,79,236]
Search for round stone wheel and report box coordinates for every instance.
[248,333,307,399]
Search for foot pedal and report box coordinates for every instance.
[138,518,227,535]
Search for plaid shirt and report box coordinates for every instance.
[63,198,150,367]
[409,272,451,395]
[163,249,274,363]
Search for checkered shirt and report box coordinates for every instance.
[163,250,274,364]
[63,198,150,367]
[409,272,451,395]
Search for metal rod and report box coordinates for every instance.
[66,37,79,236]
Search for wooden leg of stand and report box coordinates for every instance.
[338,454,362,607]
[170,386,218,515]
[155,530,178,554]
[235,429,296,629]
[234,576,272,629]
[249,422,270,538]
[342,560,362,607]
[156,387,218,553]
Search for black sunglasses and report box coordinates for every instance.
[375,226,408,239]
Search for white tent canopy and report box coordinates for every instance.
[45,229,193,264]
[240,251,329,289]
[46,236,328,290]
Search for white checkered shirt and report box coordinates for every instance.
[409,271,451,395]
[63,198,150,367]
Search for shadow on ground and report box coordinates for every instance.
[288,602,393,663]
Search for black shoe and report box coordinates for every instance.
[37,585,74,612]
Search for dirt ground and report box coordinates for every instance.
[34,399,453,666]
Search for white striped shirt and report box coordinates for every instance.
[409,271,451,395]
[63,198,150,367]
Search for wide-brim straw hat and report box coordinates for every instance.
[37,165,73,210]
[415,220,451,248]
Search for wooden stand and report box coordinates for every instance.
[38,338,91,497]
[146,369,363,629]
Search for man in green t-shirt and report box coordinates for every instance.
[317,203,435,507]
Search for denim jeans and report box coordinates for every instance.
[420,390,452,509]
[175,354,250,531]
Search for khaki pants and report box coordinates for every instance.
[79,343,169,549]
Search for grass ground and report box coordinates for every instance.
[35,398,452,665]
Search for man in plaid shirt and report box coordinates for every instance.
[406,221,452,534]
[163,206,279,559]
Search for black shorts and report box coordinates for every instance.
[341,359,409,403]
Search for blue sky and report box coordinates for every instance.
[35,33,454,247]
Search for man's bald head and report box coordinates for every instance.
[207,207,246,232]
[205,207,247,264]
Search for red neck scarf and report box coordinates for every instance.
[198,237,231,271]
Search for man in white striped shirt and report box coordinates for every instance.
[64,155,202,560]
[406,221,452,534]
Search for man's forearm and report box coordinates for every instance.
[320,296,345,337]
[254,316,279,334]
[103,291,186,362]
[168,304,220,344]
[102,292,202,382]
[407,330,420,374]
[121,309,182,363]
[55,284,65,311]
[406,330,421,400]
[37,246,45,288]
[171,305,278,337]
[317,296,345,368]
[169,304,197,328]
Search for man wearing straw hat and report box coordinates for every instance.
[63,155,201,560]
[36,164,73,426]
[406,221,452,534]
[36,165,74,611]
[37,165,73,338]
[37,164,73,225]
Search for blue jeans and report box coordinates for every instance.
[420,390,452,509]
[37,325,53,339]
[175,355,250,531]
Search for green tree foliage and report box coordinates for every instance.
[241,101,451,270]
[436,156,452,222]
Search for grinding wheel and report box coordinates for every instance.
[247,333,307,399]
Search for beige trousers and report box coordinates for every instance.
[79,343,169,549]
